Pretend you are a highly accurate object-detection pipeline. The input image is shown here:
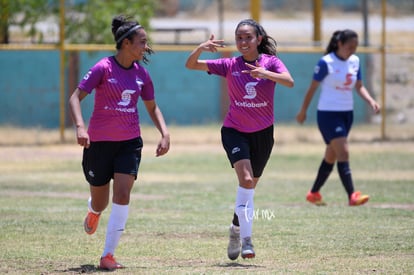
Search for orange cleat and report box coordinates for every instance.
[83,211,100,235]
[306,191,327,206]
[349,191,369,206]
[99,253,124,270]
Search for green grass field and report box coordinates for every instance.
[0,125,413,274]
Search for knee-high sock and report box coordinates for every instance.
[234,186,254,239]
[102,203,129,257]
[337,161,354,197]
[311,159,334,193]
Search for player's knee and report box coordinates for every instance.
[239,177,254,189]
[113,192,130,205]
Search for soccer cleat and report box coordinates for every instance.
[349,191,369,206]
[99,253,124,270]
[227,225,241,260]
[83,211,100,235]
[241,237,255,259]
[306,191,326,206]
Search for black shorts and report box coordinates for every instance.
[82,137,143,186]
[317,110,353,144]
[221,125,274,178]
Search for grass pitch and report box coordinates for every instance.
[0,125,413,274]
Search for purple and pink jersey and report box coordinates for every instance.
[78,56,154,141]
[207,54,289,133]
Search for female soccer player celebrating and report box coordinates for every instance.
[69,15,170,270]
[186,19,294,260]
[296,29,380,206]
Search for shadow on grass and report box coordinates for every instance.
[64,264,102,273]
[215,262,266,269]
[63,264,150,273]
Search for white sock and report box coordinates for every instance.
[102,203,129,257]
[88,197,100,214]
[234,186,255,239]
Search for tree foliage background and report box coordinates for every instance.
[0,0,56,43]
[0,0,157,44]
[65,0,156,44]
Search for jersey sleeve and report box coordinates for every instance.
[141,69,155,101]
[313,59,328,82]
[269,56,289,73]
[78,62,105,93]
[357,63,362,80]
[206,58,229,77]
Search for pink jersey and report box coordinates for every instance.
[78,56,154,141]
[207,54,289,133]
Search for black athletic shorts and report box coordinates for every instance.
[221,125,274,178]
[82,137,143,186]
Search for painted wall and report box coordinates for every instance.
[0,50,368,128]
[0,51,61,127]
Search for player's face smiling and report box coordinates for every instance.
[235,25,261,61]
[130,29,148,60]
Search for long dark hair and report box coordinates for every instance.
[325,29,358,54]
[111,15,153,64]
[235,19,278,56]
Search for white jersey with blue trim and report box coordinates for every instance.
[314,52,361,111]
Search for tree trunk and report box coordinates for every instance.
[0,0,10,43]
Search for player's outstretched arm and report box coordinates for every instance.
[185,34,224,71]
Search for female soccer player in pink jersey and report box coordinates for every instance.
[296,29,380,206]
[68,15,170,270]
[186,19,294,260]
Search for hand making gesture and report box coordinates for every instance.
[185,34,225,71]
[199,34,225,53]
[242,60,294,86]
[242,61,268,79]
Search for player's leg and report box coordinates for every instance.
[89,184,111,211]
[307,146,335,205]
[84,184,110,235]
[232,125,273,259]
[221,127,250,260]
[307,111,336,205]
[82,141,113,235]
[330,136,354,196]
[99,173,134,270]
[330,137,369,205]
[233,159,256,259]
[100,137,142,270]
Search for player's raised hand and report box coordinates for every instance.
[199,34,225,52]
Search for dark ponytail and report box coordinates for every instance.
[111,15,153,63]
[325,29,358,54]
[235,19,278,56]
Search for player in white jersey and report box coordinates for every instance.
[296,29,380,206]
[68,15,170,270]
[186,19,294,260]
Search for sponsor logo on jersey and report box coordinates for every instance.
[244,82,258,99]
[118,89,136,106]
